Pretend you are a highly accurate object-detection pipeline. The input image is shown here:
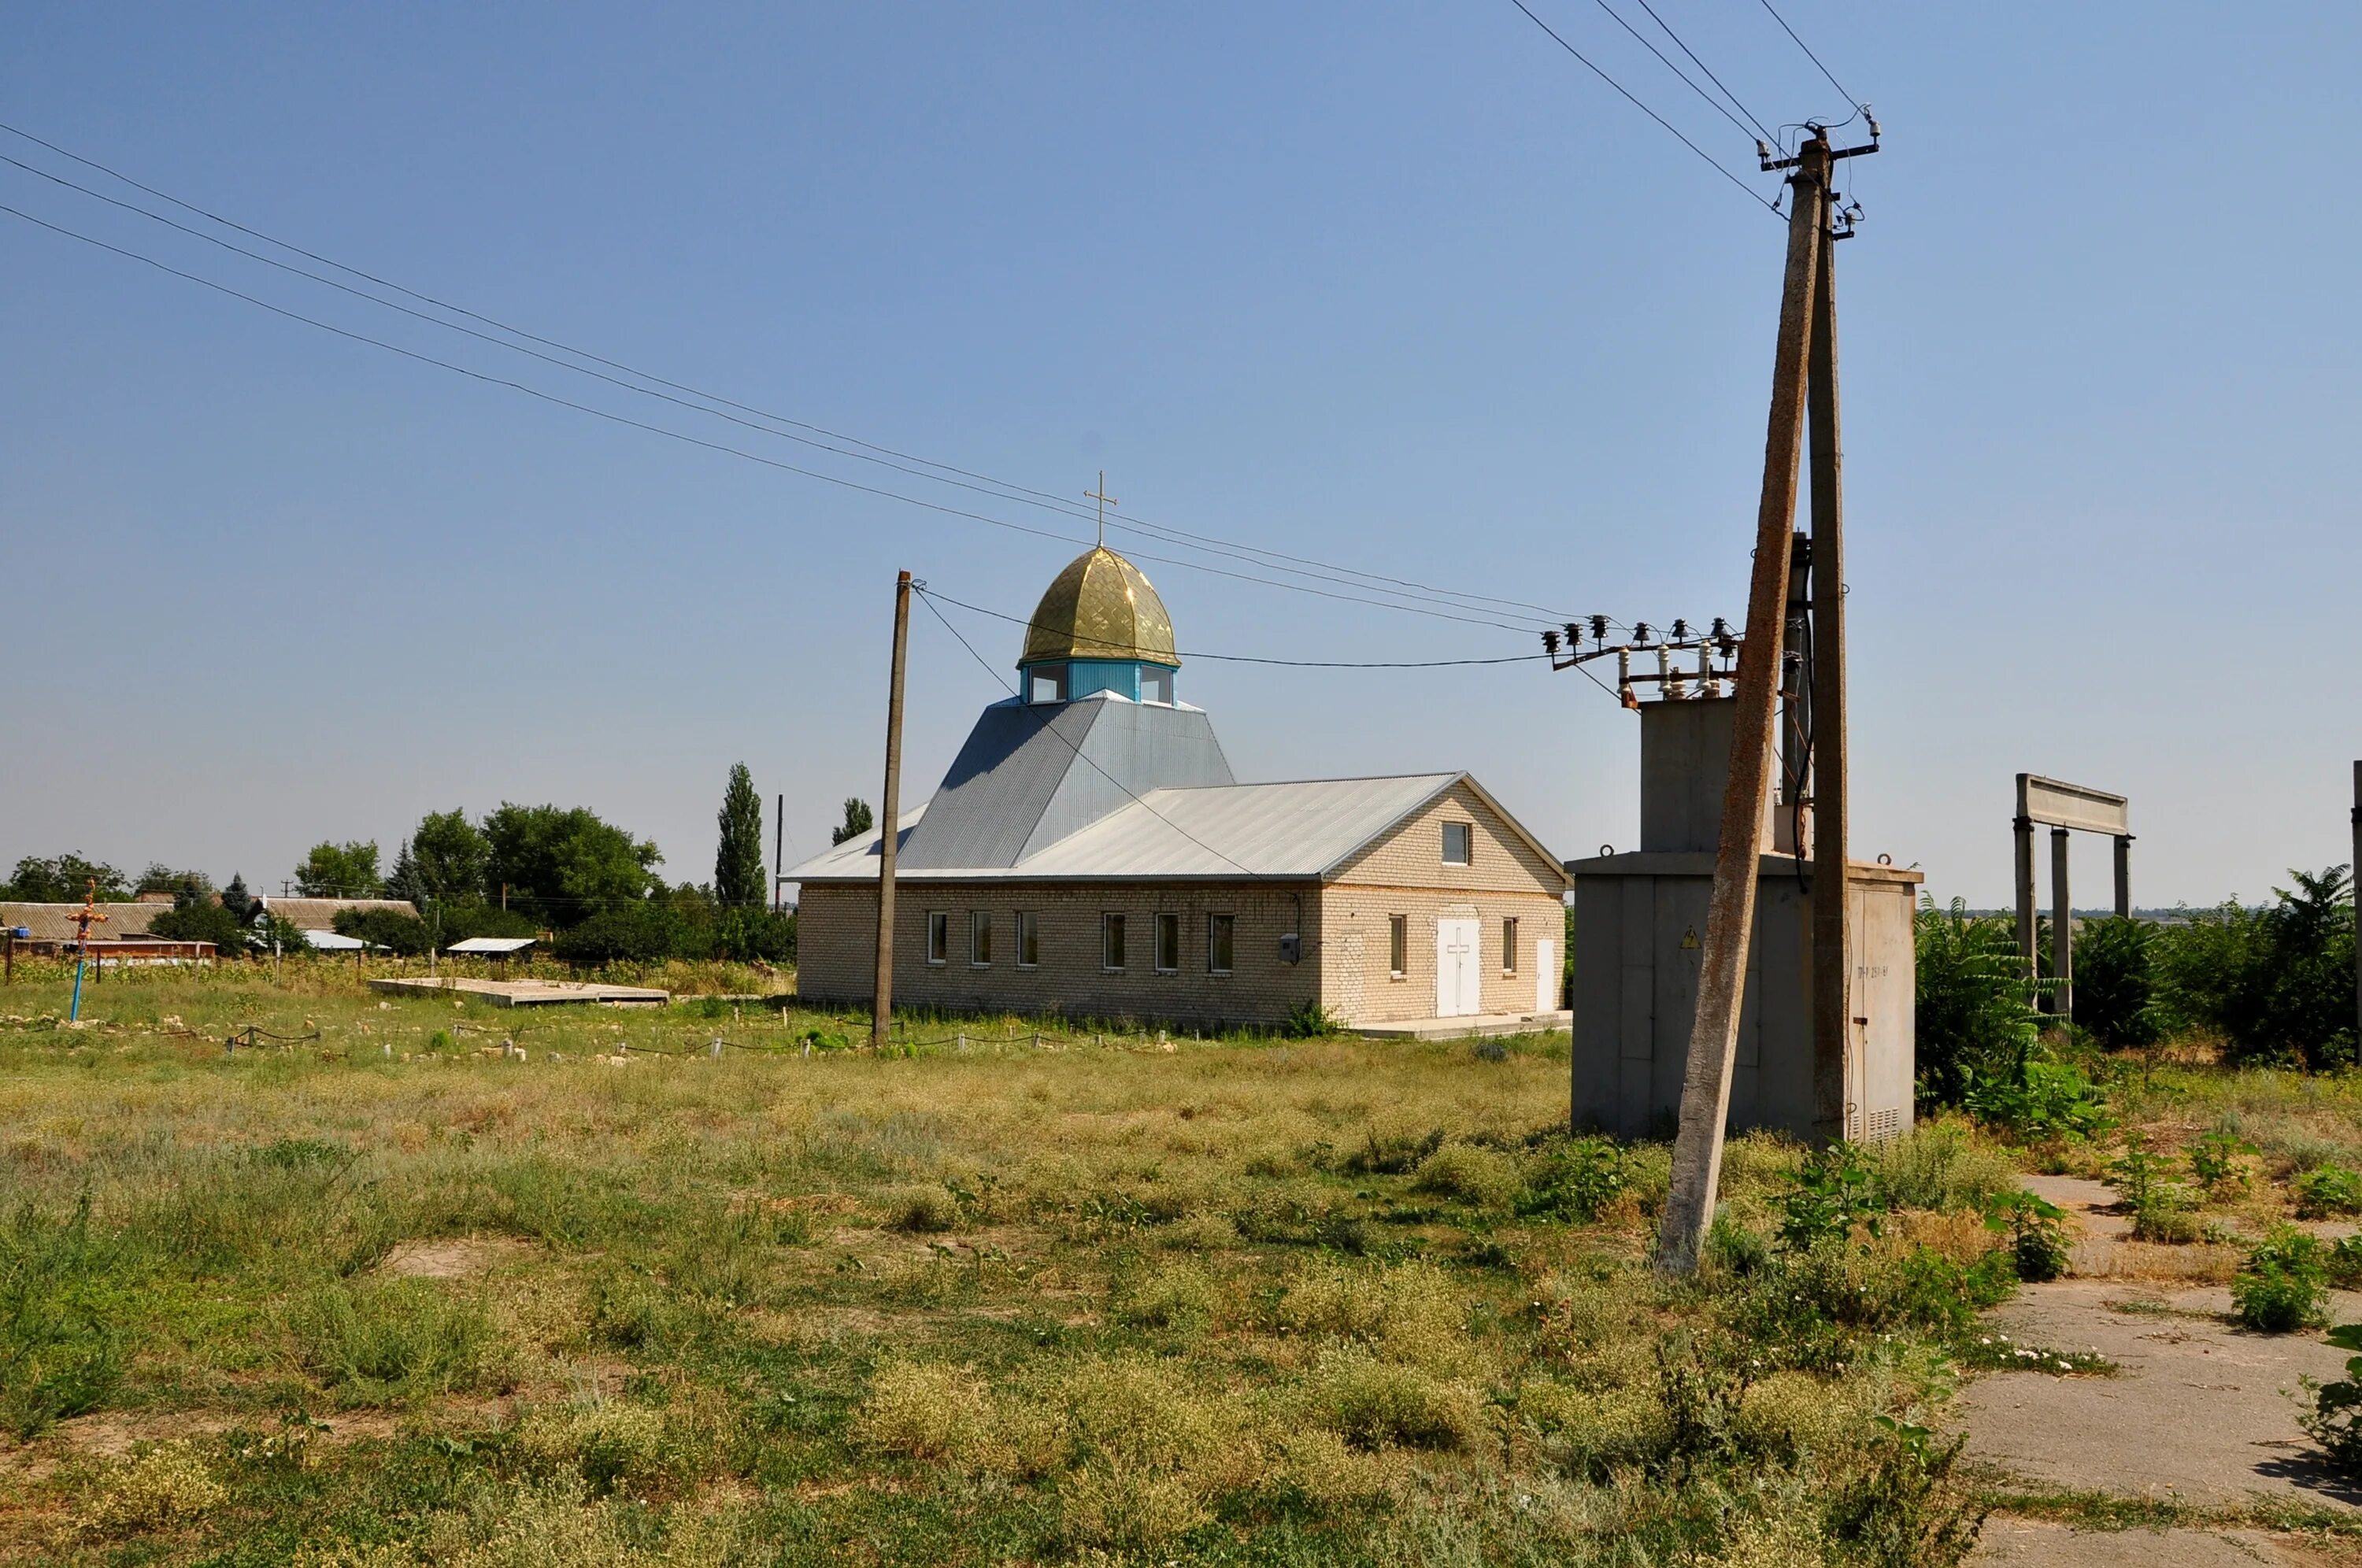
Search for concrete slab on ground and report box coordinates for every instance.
[1973,1518,2352,1566]
[1960,1279,2362,1513]
[1354,1009,1571,1041]
[368,977,669,1008]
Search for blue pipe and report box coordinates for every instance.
[69,955,87,1022]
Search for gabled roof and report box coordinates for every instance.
[0,902,169,941]
[794,772,1568,888]
[257,897,416,930]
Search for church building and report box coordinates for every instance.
[791,545,1569,1031]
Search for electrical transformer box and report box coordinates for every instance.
[1568,696,1919,1142]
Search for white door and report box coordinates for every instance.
[1436,918,1480,1017]
[1535,938,1556,1013]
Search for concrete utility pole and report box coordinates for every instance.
[1807,171,1851,1142]
[2051,827,2074,1019]
[1657,135,1827,1274]
[2113,834,2133,920]
[2015,801,2038,980]
[872,570,912,1051]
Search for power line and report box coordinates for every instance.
[1626,0,1778,145]
[911,590,1270,881]
[912,586,1551,668]
[0,202,1561,638]
[1579,0,1766,149]
[1755,0,1858,111]
[1504,0,1780,216]
[0,122,1604,633]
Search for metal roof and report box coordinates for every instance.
[892,693,1233,871]
[257,897,417,930]
[0,902,168,941]
[300,930,370,951]
[446,936,535,954]
[794,772,1570,885]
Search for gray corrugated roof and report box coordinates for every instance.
[795,774,1487,882]
[0,902,169,941]
[787,803,929,881]
[257,897,417,929]
[895,693,1233,870]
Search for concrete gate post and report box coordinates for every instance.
[2051,827,2073,1020]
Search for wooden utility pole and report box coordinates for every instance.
[1658,136,1828,1273]
[1807,164,1851,1142]
[872,570,913,1051]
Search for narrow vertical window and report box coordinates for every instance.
[1016,911,1039,968]
[1388,915,1408,977]
[1207,914,1235,974]
[1442,823,1473,865]
[1141,667,1173,704]
[970,911,992,967]
[927,912,949,965]
[1503,917,1519,974]
[1101,913,1127,971]
[1154,912,1179,972]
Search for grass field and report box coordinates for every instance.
[3,957,2353,1566]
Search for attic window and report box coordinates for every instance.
[1141,667,1173,704]
[1027,664,1067,704]
[1442,823,1473,865]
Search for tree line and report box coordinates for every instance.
[2,764,816,966]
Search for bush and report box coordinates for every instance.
[1772,1143,1884,1253]
[1983,1190,2071,1283]
[880,1185,961,1233]
[1279,999,1342,1038]
[853,1360,994,1462]
[2188,1130,2253,1197]
[331,907,433,956]
[1516,1135,1629,1222]
[2070,916,2163,1050]
[2294,1164,2362,1219]
[1410,1143,1521,1211]
[2232,1226,2330,1333]
[1309,1348,1485,1452]
[2152,867,2357,1070]
[1871,1125,2018,1213]
[1965,1054,2112,1143]
[1916,899,2045,1106]
[2112,1133,2198,1243]
[551,902,687,964]
[150,899,250,952]
[2299,1323,2362,1477]
[74,1439,226,1537]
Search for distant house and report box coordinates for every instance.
[790,545,1569,1031]
[255,896,416,947]
[0,902,213,962]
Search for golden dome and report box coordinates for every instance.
[1020,546,1179,668]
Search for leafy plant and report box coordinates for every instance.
[2187,1130,2253,1197]
[2232,1226,2330,1333]
[1915,898,2047,1107]
[2297,1323,2362,1477]
[2328,1236,2362,1291]
[2294,1164,2362,1219]
[1279,999,1342,1039]
[1820,1415,1986,1567]
[1983,1190,2071,1282]
[2111,1133,2197,1243]
[1516,1136,1628,1222]
[2068,915,2163,1051]
[2151,867,2357,1070]
[1772,1144,1883,1254]
[1964,1054,2113,1143]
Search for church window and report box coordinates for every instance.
[1142,667,1173,704]
[1101,914,1127,971]
[927,912,948,966]
[970,911,993,967]
[1442,823,1473,865]
[1154,912,1180,972]
[1027,664,1067,704]
[1207,914,1234,974]
[1389,915,1408,977]
[1016,911,1039,968]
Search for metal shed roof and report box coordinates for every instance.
[0,902,168,941]
[445,936,536,954]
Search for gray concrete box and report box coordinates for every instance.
[1568,697,1920,1142]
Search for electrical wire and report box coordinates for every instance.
[0,121,1603,632]
[0,202,1561,638]
[912,590,1272,882]
[1755,0,1857,111]
[1504,0,1781,216]
[1580,0,1768,148]
[1625,0,1778,145]
[913,587,1551,668]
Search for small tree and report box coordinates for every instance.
[1915,897,2046,1106]
[220,874,254,926]
[715,763,767,907]
[293,841,383,898]
[2153,866,2357,1070]
[150,900,248,953]
[2,854,130,902]
[137,864,215,903]
[831,797,875,846]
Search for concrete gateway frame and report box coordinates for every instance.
[2012,773,2131,1017]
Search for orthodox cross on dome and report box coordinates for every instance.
[1083,470,1119,548]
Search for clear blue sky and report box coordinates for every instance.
[3,2,2355,908]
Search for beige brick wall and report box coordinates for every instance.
[795,878,1322,1029]
[796,780,1568,1030]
